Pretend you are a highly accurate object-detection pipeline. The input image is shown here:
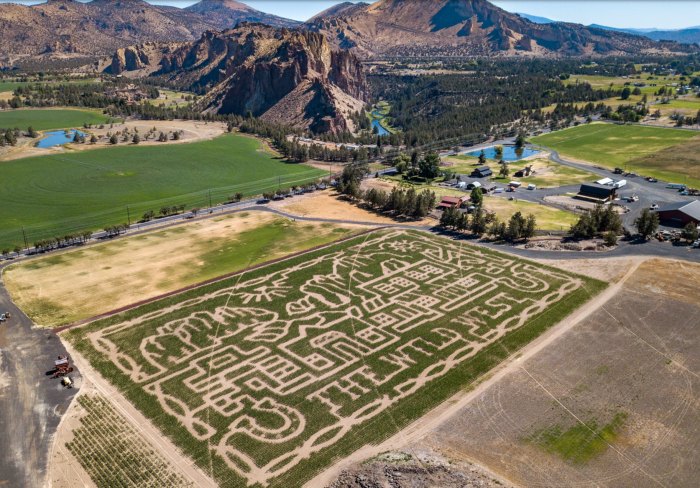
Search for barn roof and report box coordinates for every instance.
[657,200,700,220]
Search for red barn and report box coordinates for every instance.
[656,200,700,227]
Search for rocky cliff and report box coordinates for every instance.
[0,0,298,60]
[107,24,369,134]
[307,0,694,58]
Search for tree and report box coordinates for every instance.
[440,206,460,229]
[515,133,526,149]
[621,87,632,100]
[109,134,119,145]
[478,151,486,166]
[470,207,488,236]
[494,145,504,158]
[27,126,38,138]
[498,160,509,179]
[603,231,618,247]
[13,246,21,257]
[338,162,368,199]
[681,222,699,243]
[132,133,140,144]
[90,134,98,144]
[470,187,483,207]
[418,151,440,179]
[634,208,659,240]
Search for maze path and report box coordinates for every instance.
[84,230,583,486]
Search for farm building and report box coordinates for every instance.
[437,195,469,210]
[576,183,616,203]
[655,200,700,226]
[470,166,493,178]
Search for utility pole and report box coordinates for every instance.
[208,190,212,209]
[126,206,131,226]
[21,227,28,251]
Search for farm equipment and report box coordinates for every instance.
[52,356,74,378]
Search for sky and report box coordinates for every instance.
[2,1,699,30]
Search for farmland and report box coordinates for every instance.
[0,134,325,249]
[65,229,604,487]
[4,212,365,327]
[65,394,192,487]
[531,123,700,186]
[0,108,110,131]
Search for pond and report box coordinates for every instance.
[467,145,540,161]
[371,110,390,136]
[36,129,85,149]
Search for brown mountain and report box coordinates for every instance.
[307,0,694,57]
[108,24,369,134]
[0,0,298,60]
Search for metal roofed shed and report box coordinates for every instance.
[655,200,700,226]
[576,182,616,203]
[596,177,614,186]
[470,166,493,178]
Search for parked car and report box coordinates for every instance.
[650,203,659,210]
[692,240,700,249]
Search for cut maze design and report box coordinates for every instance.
[83,231,583,486]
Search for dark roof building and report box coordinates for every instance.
[656,200,700,226]
[576,182,616,203]
[437,195,469,209]
[470,166,493,178]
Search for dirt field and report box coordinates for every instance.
[270,188,434,226]
[4,211,365,326]
[0,119,227,161]
[402,258,700,487]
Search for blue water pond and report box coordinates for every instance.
[371,110,389,136]
[467,146,540,161]
[36,129,85,149]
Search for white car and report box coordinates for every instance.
[650,203,659,211]
[693,240,700,249]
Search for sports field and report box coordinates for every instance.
[531,123,700,186]
[0,134,324,248]
[65,229,604,487]
[0,108,110,130]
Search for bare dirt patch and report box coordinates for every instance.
[270,189,433,226]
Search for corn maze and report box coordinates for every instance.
[66,394,192,487]
[68,230,602,487]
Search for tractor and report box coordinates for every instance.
[51,356,74,378]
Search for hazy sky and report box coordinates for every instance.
[3,1,699,29]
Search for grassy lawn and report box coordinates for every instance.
[147,89,197,108]
[0,81,28,93]
[0,108,110,130]
[65,229,605,488]
[485,197,579,231]
[4,213,363,327]
[531,123,699,181]
[0,133,325,248]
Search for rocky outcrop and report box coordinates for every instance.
[108,24,369,134]
[307,0,694,58]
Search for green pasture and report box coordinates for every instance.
[0,134,324,248]
[0,108,110,131]
[531,123,699,180]
[66,229,605,487]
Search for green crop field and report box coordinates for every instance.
[66,229,604,488]
[0,134,324,248]
[0,108,110,130]
[531,123,700,185]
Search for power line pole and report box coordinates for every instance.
[208,190,212,209]
[126,206,131,226]
[21,227,28,250]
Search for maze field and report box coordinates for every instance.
[66,230,604,487]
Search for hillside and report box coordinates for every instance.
[107,24,369,134]
[0,0,298,61]
[307,0,694,58]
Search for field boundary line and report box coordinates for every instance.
[303,258,645,488]
[54,226,390,333]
